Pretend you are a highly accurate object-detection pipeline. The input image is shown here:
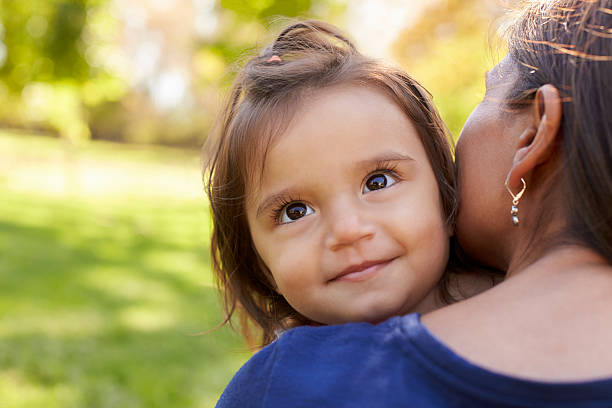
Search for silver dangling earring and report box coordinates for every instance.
[505,178,526,226]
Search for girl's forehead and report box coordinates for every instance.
[244,83,421,200]
[263,88,422,168]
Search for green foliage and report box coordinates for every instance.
[0,131,250,407]
[0,0,125,143]
[0,0,346,147]
[0,0,503,147]
[393,0,504,140]
[0,0,105,89]
[220,0,313,20]
[197,0,346,79]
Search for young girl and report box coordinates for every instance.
[204,20,495,348]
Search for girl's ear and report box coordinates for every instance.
[505,84,563,190]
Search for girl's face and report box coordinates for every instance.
[245,84,451,325]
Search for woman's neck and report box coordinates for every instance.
[505,244,609,280]
[423,245,612,381]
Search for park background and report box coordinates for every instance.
[0,0,506,406]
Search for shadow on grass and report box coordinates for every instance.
[0,327,248,407]
[0,190,250,407]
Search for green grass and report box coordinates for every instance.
[0,132,251,407]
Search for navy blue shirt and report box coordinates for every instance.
[217,313,612,407]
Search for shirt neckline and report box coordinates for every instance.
[397,313,612,402]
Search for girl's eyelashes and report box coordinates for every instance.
[362,164,400,194]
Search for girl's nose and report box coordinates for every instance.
[325,199,375,251]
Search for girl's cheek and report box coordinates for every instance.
[272,249,312,296]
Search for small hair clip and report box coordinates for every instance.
[266,55,282,63]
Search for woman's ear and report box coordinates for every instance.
[505,84,562,189]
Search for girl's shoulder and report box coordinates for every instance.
[216,317,409,408]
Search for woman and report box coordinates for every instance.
[424,0,612,384]
[217,1,612,406]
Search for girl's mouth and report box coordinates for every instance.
[331,258,397,282]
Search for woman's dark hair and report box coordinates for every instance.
[203,20,456,346]
[502,0,611,263]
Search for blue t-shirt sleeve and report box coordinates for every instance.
[215,321,402,408]
[216,340,280,408]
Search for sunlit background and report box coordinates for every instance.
[0,0,505,406]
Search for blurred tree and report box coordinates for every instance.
[0,0,346,147]
[1,0,85,89]
[206,0,345,64]
[0,0,126,143]
[0,0,502,148]
[392,0,505,140]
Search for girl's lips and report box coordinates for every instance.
[332,258,396,282]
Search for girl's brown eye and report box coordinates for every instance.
[363,173,396,193]
[366,174,387,190]
[286,203,306,220]
[281,202,313,223]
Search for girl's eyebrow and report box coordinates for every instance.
[355,152,414,170]
[255,152,415,218]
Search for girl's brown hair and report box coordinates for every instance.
[503,0,612,263]
[204,20,456,346]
